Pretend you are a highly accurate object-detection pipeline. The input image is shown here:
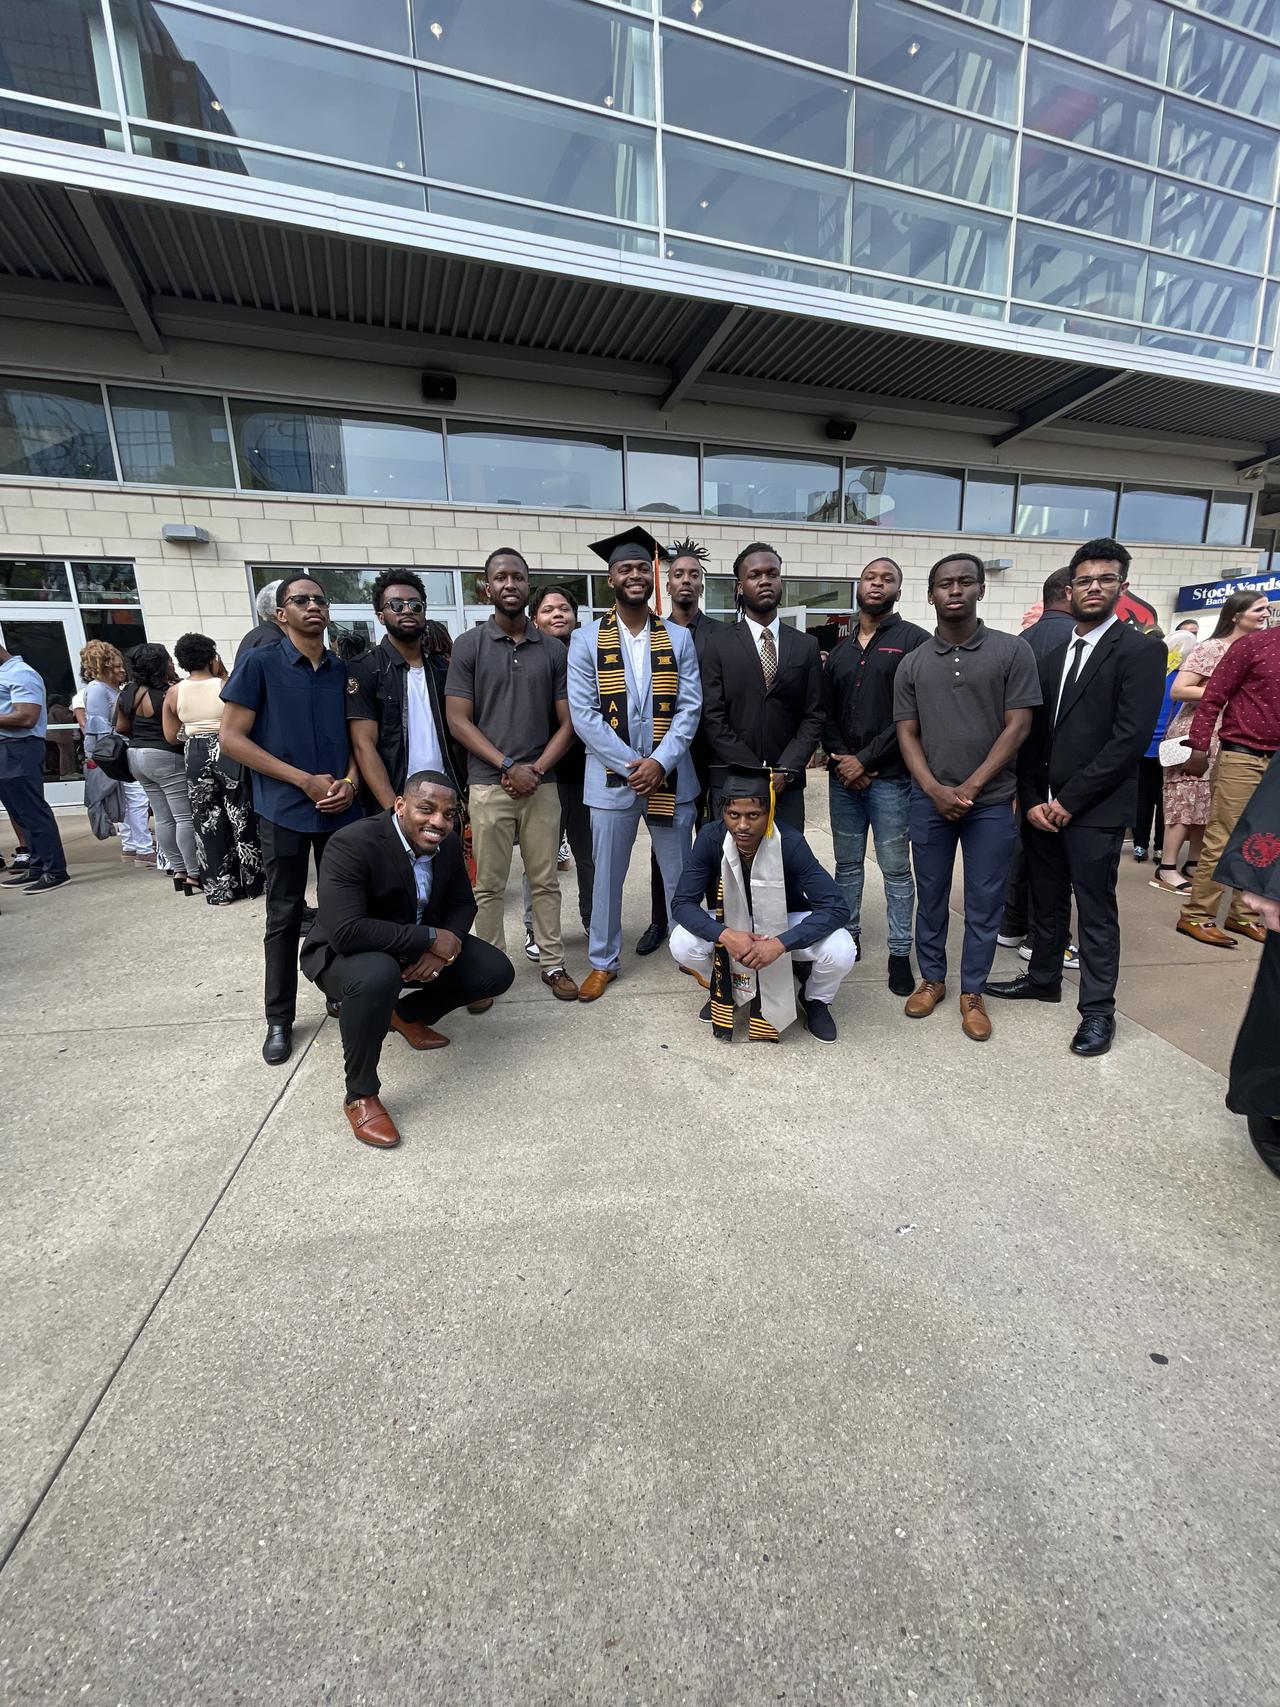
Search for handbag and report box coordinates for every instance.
[83,762,125,838]
[1158,735,1192,769]
[90,730,134,782]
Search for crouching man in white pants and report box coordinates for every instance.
[668,766,857,1044]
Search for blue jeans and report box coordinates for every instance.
[828,773,914,956]
[908,788,1018,992]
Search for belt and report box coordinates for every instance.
[1220,740,1276,758]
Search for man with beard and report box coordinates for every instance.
[346,568,461,808]
[445,548,579,1002]
[824,556,928,995]
[566,526,702,1001]
[700,542,824,831]
[636,537,724,957]
[986,538,1165,1056]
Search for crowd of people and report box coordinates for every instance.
[0,530,1276,1162]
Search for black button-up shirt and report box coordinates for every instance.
[823,612,930,778]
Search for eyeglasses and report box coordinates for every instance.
[284,593,330,608]
[381,598,425,614]
[1071,573,1122,589]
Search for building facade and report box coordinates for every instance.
[3,1,1280,795]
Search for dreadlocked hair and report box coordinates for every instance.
[669,536,708,563]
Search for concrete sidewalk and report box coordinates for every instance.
[2,802,1278,1706]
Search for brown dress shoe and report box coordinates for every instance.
[904,979,946,1018]
[1225,914,1266,944]
[389,1011,450,1050]
[1176,918,1237,948]
[344,1095,401,1148]
[578,968,617,1002]
[959,991,992,1042]
[542,968,579,1001]
[467,998,495,1012]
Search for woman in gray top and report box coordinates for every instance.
[79,640,153,861]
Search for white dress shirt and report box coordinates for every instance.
[742,612,781,664]
[618,615,650,686]
[1053,613,1117,723]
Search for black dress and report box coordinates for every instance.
[1214,752,1280,1172]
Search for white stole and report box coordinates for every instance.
[720,830,797,1035]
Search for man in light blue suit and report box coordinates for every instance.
[568,527,703,1001]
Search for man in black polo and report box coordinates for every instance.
[347,568,460,808]
[220,572,363,1065]
[824,555,928,996]
[893,553,1041,1043]
[445,548,578,1002]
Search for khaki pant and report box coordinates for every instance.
[469,781,564,968]
[1181,749,1269,926]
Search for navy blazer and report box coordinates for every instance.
[671,820,848,951]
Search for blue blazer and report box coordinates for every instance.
[567,616,703,810]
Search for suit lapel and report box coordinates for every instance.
[1056,623,1123,728]
[380,810,416,910]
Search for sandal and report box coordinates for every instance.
[1150,863,1191,894]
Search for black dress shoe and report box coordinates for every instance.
[1070,1014,1115,1056]
[262,1023,293,1065]
[26,872,70,893]
[1,869,38,886]
[887,953,914,997]
[635,921,666,955]
[984,973,1062,1002]
[1248,1114,1280,1179]
[325,999,341,1019]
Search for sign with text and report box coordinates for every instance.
[1175,568,1280,613]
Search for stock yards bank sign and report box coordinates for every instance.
[1175,568,1280,613]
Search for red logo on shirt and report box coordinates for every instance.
[1242,831,1280,869]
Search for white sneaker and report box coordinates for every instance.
[524,927,540,963]
[997,932,1025,948]
[1019,942,1080,967]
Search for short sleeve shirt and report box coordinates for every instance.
[0,655,47,742]
[220,634,363,832]
[893,621,1042,803]
[444,617,568,784]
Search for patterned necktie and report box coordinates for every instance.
[759,627,778,689]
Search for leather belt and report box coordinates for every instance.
[1220,740,1276,758]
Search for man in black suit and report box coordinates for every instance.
[637,538,725,955]
[301,770,514,1147]
[986,539,1165,1057]
[700,542,824,831]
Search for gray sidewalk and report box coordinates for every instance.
[2,802,1278,1706]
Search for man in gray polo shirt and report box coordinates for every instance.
[893,552,1041,1041]
[445,548,579,1002]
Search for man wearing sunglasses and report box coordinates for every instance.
[221,571,363,1065]
[986,538,1165,1057]
[346,569,460,809]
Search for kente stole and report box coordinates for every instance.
[596,608,677,823]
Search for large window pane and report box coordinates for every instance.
[662,29,852,167]
[205,1,409,53]
[1013,227,1146,320]
[852,274,1004,315]
[1208,490,1252,545]
[421,76,655,222]
[854,89,1013,210]
[1144,254,1260,341]
[1029,0,1167,80]
[1117,486,1210,543]
[782,578,855,609]
[963,470,1017,533]
[845,464,962,530]
[1180,0,1280,41]
[1016,479,1117,538]
[135,129,427,209]
[851,182,1008,293]
[657,0,855,70]
[1159,98,1276,199]
[662,238,849,291]
[664,136,850,265]
[0,96,123,150]
[431,190,657,253]
[930,0,1024,24]
[1138,328,1251,361]
[0,0,111,108]
[1169,12,1280,122]
[72,561,141,604]
[112,2,422,172]
[108,387,235,488]
[1011,305,1140,341]
[232,403,446,500]
[0,560,73,602]
[626,439,700,515]
[703,448,841,523]
[0,379,114,481]
[416,0,654,118]
[447,424,622,509]
[856,0,1020,122]
[1019,143,1153,243]
[1023,50,1159,165]
[1151,180,1267,271]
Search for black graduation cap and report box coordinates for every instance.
[720,765,773,805]
[589,525,667,568]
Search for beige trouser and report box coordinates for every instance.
[1181,749,1269,926]
[469,781,564,968]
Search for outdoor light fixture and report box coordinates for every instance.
[161,523,210,545]
[988,557,1013,571]
[824,418,857,441]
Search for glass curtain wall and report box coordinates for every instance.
[5,1,1280,362]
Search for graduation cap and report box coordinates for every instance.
[721,765,773,805]
[589,525,667,568]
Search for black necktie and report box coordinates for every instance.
[1056,638,1087,725]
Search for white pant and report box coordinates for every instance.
[119,780,153,853]
[669,911,857,1006]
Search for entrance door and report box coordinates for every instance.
[0,608,85,806]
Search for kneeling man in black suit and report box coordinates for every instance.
[301,770,514,1147]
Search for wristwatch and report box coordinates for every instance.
[500,756,515,774]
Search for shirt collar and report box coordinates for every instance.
[743,612,779,638]
[1072,613,1119,649]
[486,616,539,645]
[279,633,335,671]
[392,814,434,862]
[931,620,987,653]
